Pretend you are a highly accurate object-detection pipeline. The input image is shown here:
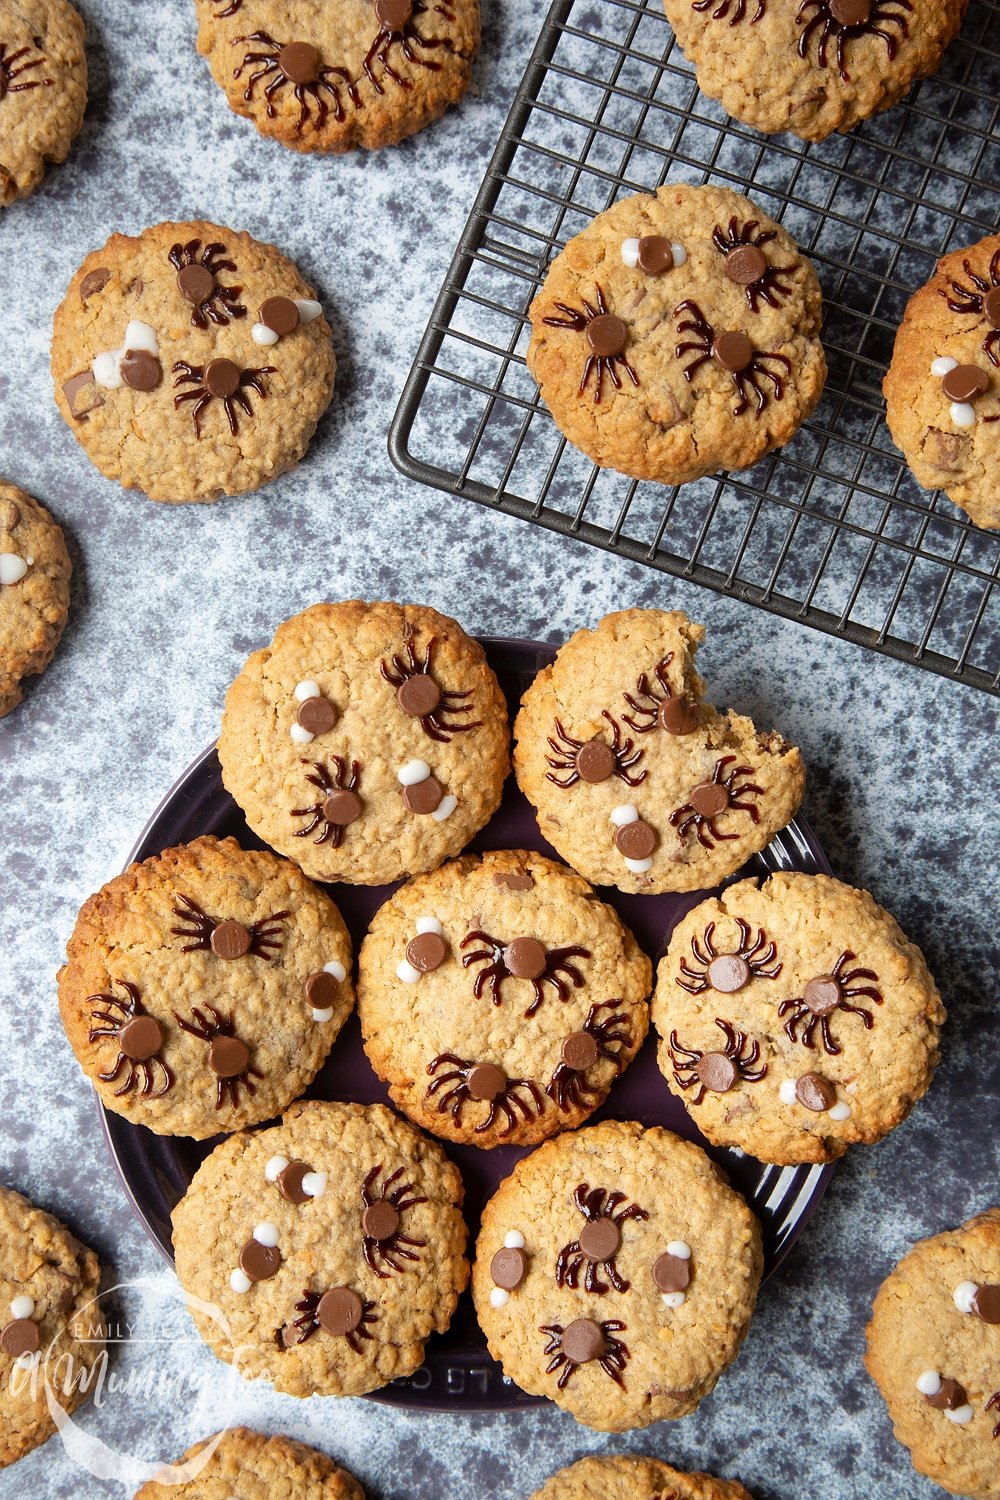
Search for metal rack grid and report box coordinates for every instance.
[388,0,1000,694]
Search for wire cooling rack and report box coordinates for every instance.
[388,0,1000,693]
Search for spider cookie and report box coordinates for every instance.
[0,1185,104,1469]
[663,0,967,143]
[526,182,825,485]
[0,0,86,205]
[358,850,652,1148]
[51,220,335,503]
[652,872,945,1164]
[0,481,71,717]
[57,836,354,1139]
[531,1455,753,1500]
[134,1427,364,1498]
[472,1120,762,1431]
[866,1208,1000,1500]
[885,232,1000,532]
[219,600,510,886]
[172,1100,468,1398]
[514,608,804,894]
[193,0,479,154]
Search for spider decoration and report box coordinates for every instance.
[692,0,764,22]
[283,1287,378,1353]
[777,950,882,1055]
[0,39,53,99]
[167,238,246,330]
[545,712,645,790]
[941,249,1000,368]
[796,0,912,82]
[360,1165,427,1277]
[556,1184,649,1295]
[87,981,173,1098]
[987,1391,1000,1440]
[380,629,481,742]
[669,755,764,849]
[542,284,639,405]
[711,218,794,313]
[172,358,275,439]
[547,1002,631,1112]
[233,32,359,132]
[540,1319,630,1390]
[668,1018,768,1104]
[621,651,699,738]
[174,1004,262,1108]
[426,1054,545,1136]
[214,0,243,13]
[363,0,458,96]
[291,757,364,846]
[170,894,288,959]
[676,919,781,996]
[675,300,791,417]
[460,931,591,1018]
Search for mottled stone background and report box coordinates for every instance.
[1,0,998,1495]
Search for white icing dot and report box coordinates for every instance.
[302,1171,327,1199]
[396,960,422,984]
[230,1269,252,1295]
[432,795,458,823]
[661,1291,686,1309]
[490,1288,510,1308]
[310,1006,334,1023]
[290,723,314,745]
[504,1231,525,1250]
[398,759,431,786]
[621,237,641,268]
[828,1101,852,1121]
[416,916,443,936]
[951,402,977,428]
[931,356,959,377]
[92,351,121,389]
[0,555,28,586]
[610,804,639,827]
[252,323,280,346]
[295,680,322,702]
[324,960,346,983]
[917,1369,942,1396]
[666,1240,691,1260]
[9,1296,34,1321]
[954,1281,979,1314]
[264,1155,288,1183]
[624,856,653,874]
[296,299,323,323]
[253,1222,280,1248]
[947,1405,974,1425]
[92,320,160,389]
[671,242,688,267]
[779,1079,798,1104]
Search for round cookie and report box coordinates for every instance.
[0,1184,104,1469]
[134,1427,364,1498]
[866,1208,1000,1500]
[58,835,354,1139]
[514,608,805,894]
[530,1455,753,1500]
[526,183,826,485]
[358,850,652,1148]
[192,0,479,154]
[0,0,86,205]
[885,232,1000,531]
[51,220,336,503]
[219,600,510,886]
[652,871,945,1164]
[171,1100,469,1398]
[0,481,71,717]
[472,1120,763,1431]
[662,0,968,143]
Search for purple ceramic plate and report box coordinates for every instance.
[100,637,835,1413]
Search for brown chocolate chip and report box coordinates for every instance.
[925,1376,967,1411]
[120,1015,163,1062]
[317,1286,363,1337]
[560,1318,606,1365]
[726,246,768,286]
[296,695,337,736]
[0,500,20,531]
[637,235,674,274]
[322,789,362,826]
[277,1160,313,1204]
[374,0,414,29]
[712,331,754,373]
[493,872,534,891]
[80,267,111,303]
[240,1238,281,1282]
[829,0,872,20]
[362,1200,401,1242]
[209,1035,250,1078]
[614,819,656,860]
[795,1072,835,1113]
[402,775,444,815]
[259,296,300,337]
[62,371,105,420]
[695,1051,738,1092]
[304,970,340,1009]
[503,937,547,980]
[490,1246,527,1291]
[579,1217,621,1263]
[575,739,615,783]
[210,920,251,960]
[985,287,1000,329]
[176,264,216,306]
[586,313,627,358]
[561,1030,599,1072]
[120,350,163,392]
[467,1063,507,1101]
[707,954,751,993]
[652,1251,690,1294]
[278,41,320,83]
[658,696,699,735]
[803,975,842,1016]
[941,364,990,404]
[972,1283,1000,1324]
[406,931,447,973]
[689,781,729,817]
[0,1319,40,1358]
[205,358,241,399]
[396,673,441,718]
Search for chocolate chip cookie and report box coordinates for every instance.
[530,1455,753,1500]
[0,480,71,717]
[0,0,87,205]
[134,1426,364,1498]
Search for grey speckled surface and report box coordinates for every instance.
[1,0,999,1496]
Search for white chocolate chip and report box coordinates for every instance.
[624,856,653,874]
[294,680,322,701]
[610,804,639,827]
[917,1370,942,1396]
[779,1079,798,1104]
[416,916,443,936]
[290,723,315,745]
[252,323,281,346]
[323,960,346,983]
[489,1288,510,1308]
[0,555,28,586]
[302,1171,327,1199]
[230,1269,252,1295]
[666,1240,691,1260]
[828,1101,851,1121]
[951,402,976,427]
[671,242,688,266]
[504,1231,525,1250]
[310,1006,334,1023]
[954,1281,979,1314]
[92,351,120,388]
[253,1222,280,1247]
[296,299,323,323]
[931,356,959,376]
[398,759,431,786]
[661,1291,686,1309]
[9,1296,34,1321]
[396,959,422,984]
[621,237,641,268]
[92,320,160,389]
[947,1405,974,1425]
[264,1155,288,1183]
[432,795,458,822]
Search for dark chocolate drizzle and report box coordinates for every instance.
[364,0,459,95]
[796,0,912,82]
[0,41,53,101]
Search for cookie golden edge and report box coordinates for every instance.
[529,1453,753,1500]
[134,1426,365,1497]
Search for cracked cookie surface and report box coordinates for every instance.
[0,0,86,205]
[135,1426,365,1497]
[530,1454,753,1500]
[0,480,71,717]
